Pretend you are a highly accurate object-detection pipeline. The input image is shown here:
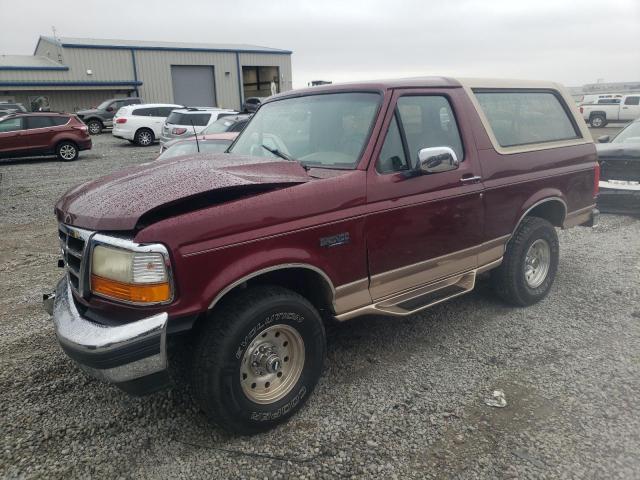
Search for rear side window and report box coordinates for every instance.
[132,108,155,116]
[50,116,70,126]
[475,90,579,147]
[26,116,53,129]
[624,96,640,106]
[166,112,211,126]
[155,107,177,117]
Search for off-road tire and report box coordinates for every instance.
[492,216,559,306]
[589,114,607,128]
[56,141,79,161]
[86,119,103,135]
[192,285,326,434]
[134,128,154,146]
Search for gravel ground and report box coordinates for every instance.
[1,133,639,479]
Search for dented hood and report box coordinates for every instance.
[55,154,310,231]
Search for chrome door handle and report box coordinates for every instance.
[460,175,482,183]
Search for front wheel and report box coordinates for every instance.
[192,286,326,434]
[491,216,559,306]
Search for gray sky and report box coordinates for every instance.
[1,0,638,87]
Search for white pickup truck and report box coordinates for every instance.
[580,94,640,127]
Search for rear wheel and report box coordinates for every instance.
[491,216,559,306]
[86,119,103,135]
[192,285,326,434]
[589,114,606,128]
[134,128,154,146]
[56,141,78,162]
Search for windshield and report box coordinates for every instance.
[612,122,640,144]
[203,117,236,134]
[229,92,381,169]
[157,140,232,160]
[97,100,112,110]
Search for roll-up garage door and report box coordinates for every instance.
[171,65,216,107]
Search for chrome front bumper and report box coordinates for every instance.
[45,278,170,395]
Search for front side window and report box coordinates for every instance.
[396,95,464,166]
[377,114,409,173]
[475,90,579,147]
[0,117,23,132]
[624,96,640,106]
[229,92,381,169]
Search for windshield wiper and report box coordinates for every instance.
[261,144,309,171]
[261,144,295,161]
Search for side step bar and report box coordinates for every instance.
[335,270,477,321]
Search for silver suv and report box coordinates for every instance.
[159,107,238,147]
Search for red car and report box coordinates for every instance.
[46,77,598,434]
[0,112,91,161]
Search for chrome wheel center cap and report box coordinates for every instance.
[250,343,281,375]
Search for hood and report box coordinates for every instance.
[55,154,310,231]
[596,143,640,160]
[76,108,98,116]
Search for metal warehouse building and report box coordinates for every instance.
[0,36,293,113]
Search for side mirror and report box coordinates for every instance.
[418,147,459,174]
[106,106,114,112]
[597,135,610,143]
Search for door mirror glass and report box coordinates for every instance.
[597,135,610,143]
[418,146,459,174]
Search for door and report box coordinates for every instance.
[23,116,55,152]
[365,89,485,300]
[171,65,216,107]
[0,117,27,156]
[620,96,640,121]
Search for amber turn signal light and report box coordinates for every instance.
[91,274,171,303]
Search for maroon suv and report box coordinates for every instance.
[0,112,91,161]
[45,77,598,434]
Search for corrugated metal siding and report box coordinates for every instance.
[134,50,239,108]
[3,90,126,113]
[1,38,292,112]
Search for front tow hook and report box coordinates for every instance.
[43,292,56,316]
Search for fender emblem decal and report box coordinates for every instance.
[320,232,350,248]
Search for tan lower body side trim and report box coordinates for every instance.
[333,235,509,317]
[334,278,371,314]
[563,205,595,229]
[368,235,509,301]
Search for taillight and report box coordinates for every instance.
[593,162,600,198]
[579,106,583,114]
[172,127,187,135]
[116,118,127,124]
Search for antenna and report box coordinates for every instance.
[190,119,200,153]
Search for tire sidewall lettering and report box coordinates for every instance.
[235,311,304,360]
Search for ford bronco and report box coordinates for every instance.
[45,77,599,434]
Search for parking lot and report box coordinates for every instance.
[1,132,639,479]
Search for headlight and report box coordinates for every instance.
[91,244,171,304]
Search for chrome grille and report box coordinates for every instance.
[58,224,93,296]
